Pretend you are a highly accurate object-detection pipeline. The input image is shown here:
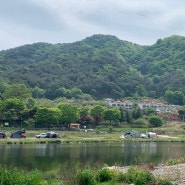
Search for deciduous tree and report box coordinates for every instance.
[58,103,79,124]
[103,108,121,124]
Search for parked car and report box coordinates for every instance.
[36,132,61,138]
[36,133,47,138]
[147,132,158,138]
[121,130,158,139]
[11,129,26,139]
[46,131,61,138]
[140,133,148,138]
[124,130,141,138]
[0,132,6,139]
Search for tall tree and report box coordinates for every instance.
[2,84,32,100]
[35,107,61,128]
[90,105,104,125]
[32,86,45,99]
[103,108,121,124]
[58,103,80,124]
[2,98,25,126]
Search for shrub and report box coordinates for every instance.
[134,170,153,185]
[77,169,96,185]
[0,166,42,185]
[117,172,129,183]
[156,178,173,185]
[133,118,149,128]
[149,115,164,127]
[96,168,115,182]
[165,157,185,166]
[108,126,113,133]
[117,167,154,185]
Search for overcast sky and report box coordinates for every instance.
[0,0,185,51]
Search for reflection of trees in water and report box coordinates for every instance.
[0,142,185,171]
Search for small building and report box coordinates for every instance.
[69,123,80,130]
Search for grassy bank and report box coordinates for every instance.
[0,121,185,144]
[0,161,176,185]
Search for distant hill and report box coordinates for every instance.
[0,34,185,100]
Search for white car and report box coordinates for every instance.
[36,133,47,138]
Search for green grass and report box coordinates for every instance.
[0,122,185,144]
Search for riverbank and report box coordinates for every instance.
[107,162,185,185]
[0,122,185,144]
[0,129,185,144]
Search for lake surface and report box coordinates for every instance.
[0,142,185,171]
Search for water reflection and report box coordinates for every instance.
[0,142,185,171]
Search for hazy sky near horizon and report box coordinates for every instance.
[1,0,185,50]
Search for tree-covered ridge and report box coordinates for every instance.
[0,34,185,101]
[135,35,185,76]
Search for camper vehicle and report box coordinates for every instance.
[121,130,158,139]
[147,132,158,138]
[10,129,26,139]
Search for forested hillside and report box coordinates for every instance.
[0,34,185,103]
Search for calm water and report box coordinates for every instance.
[0,142,185,171]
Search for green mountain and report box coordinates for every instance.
[0,34,185,100]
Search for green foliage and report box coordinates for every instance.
[77,169,96,185]
[35,107,61,127]
[1,34,185,102]
[2,84,32,100]
[3,98,25,111]
[0,166,42,185]
[165,157,185,166]
[90,105,104,118]
[103,108,121,124]
[164,90,184,105]
[117,167,153,185]
[25,98,36,109]
[0,35,150,100]
[96,168,115,182]
[32,86,45,99]
[108,126,114,133]
[156,178,173,185]
[133,118,148,128]
[58,103,80,123]
[0,98,26,125]
[149,115,164,127]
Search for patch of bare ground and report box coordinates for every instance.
[158,135,179,139]
[151,163,185,184]
[107,163,185,184]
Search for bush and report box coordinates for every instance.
[0,166,42,185]
[156,178,173,185]
[77,169,96,185]
[108,126,113,133]
[96,168,115,182]
[133,118,149,128]
[149,115,164,127]
[117,167,154,185]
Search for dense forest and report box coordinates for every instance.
[0,34,185,104]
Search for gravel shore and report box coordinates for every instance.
[152,163,185,184]
[107,163,185,184]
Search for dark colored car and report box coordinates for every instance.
[10,129,26,139]
[46,131,61,138]
[124,130,141,138]
[0,132,6,139]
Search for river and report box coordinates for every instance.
[0,142,185,171]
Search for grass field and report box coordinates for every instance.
[0,121,185,144]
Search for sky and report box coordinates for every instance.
[1,0,185,51]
